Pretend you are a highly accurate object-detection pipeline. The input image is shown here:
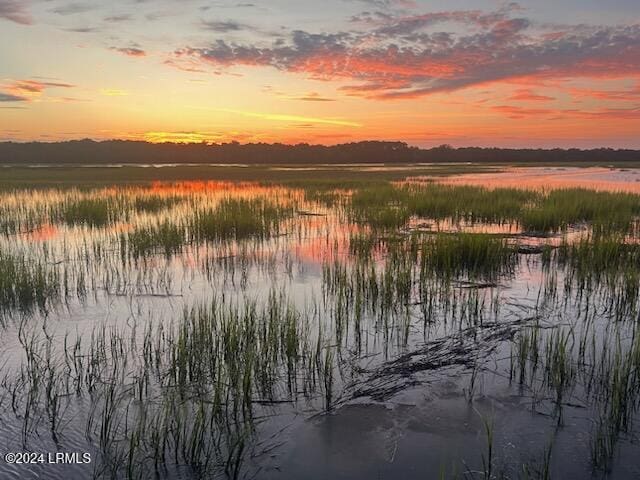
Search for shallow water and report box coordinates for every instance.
[0,169,639,479]
[426,166,640,193]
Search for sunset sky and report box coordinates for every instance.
[1,0,639,147]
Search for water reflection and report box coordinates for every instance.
[423,166,640,193]
[0,170,639,479]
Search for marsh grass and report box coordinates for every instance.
[59,197,115,227]
[321,231,507,339]
[113,195,293,261]
[551,235,640,319]
[589,327,640,470]
[348,183,640,235]
[521,189,640,234]
[349,184,534,229]
[131,194,182,213]
[5,291,339,478]
[125,222,186,258]
[556,235,640,279]
[0,250,59,314]
[303,188,342,207]
[190,198,293,242]
[405,184,533,225]
[510,314,640,471]
[543,328,576,425]
[45,190,184,231]
[2,179,640,478]
[421,233,518,281]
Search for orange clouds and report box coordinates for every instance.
[0,79,75,102]
[489,104,640,121]
[491,105,554,119]
[569,84,640,102]
[508,89,555,102]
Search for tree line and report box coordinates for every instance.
[0,140,638,164]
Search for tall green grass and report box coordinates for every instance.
[407,184,533,224]
[0,250,59,313]
[348,184,640,234]
[54,192,182,228]
[556,236,640,276]
[421,234,518,281]
[131,194,181,213]
[520,189,640,234]
[124,222,186,258]
[349,184,534,229]
[59,198,114,227]
[190,198,292,242]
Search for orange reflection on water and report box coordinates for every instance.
[426,167,640,193]
[148,180,305,207]
[22,224,59,242]
[150,180,257,194]
[294,232,348,264]
[149,180,293,197]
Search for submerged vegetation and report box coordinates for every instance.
[1,174,640,479]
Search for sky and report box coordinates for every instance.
[1,0,639,148]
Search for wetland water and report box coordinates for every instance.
[1,167,640,479]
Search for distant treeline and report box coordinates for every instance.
[1,140,639,164]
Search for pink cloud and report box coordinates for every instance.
[569,83,640,102]
[0,0,32,25]
[490,104,640,121]
[169,8,640,101]
[508,89,555,101]
[0,79,75,102]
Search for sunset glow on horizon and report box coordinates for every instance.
[1,0,640,148]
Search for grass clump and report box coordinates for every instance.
[555,235,640,282]
[0,250,59,313]
[521,189,640,234]
[350,182,532,219]
[190,198,292,242]
[553,235,640,317]
[124,222,186,258]
[59,198,113,227]
[304,189,342,207]
[349,184,640,235]
[349,185,410,229]
[421,233,518,281]
[132,194,182,213]
[355,206,409,229]
[349,184,535,229]
[406,184,534,224]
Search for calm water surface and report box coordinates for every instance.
[0,168,639,479]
